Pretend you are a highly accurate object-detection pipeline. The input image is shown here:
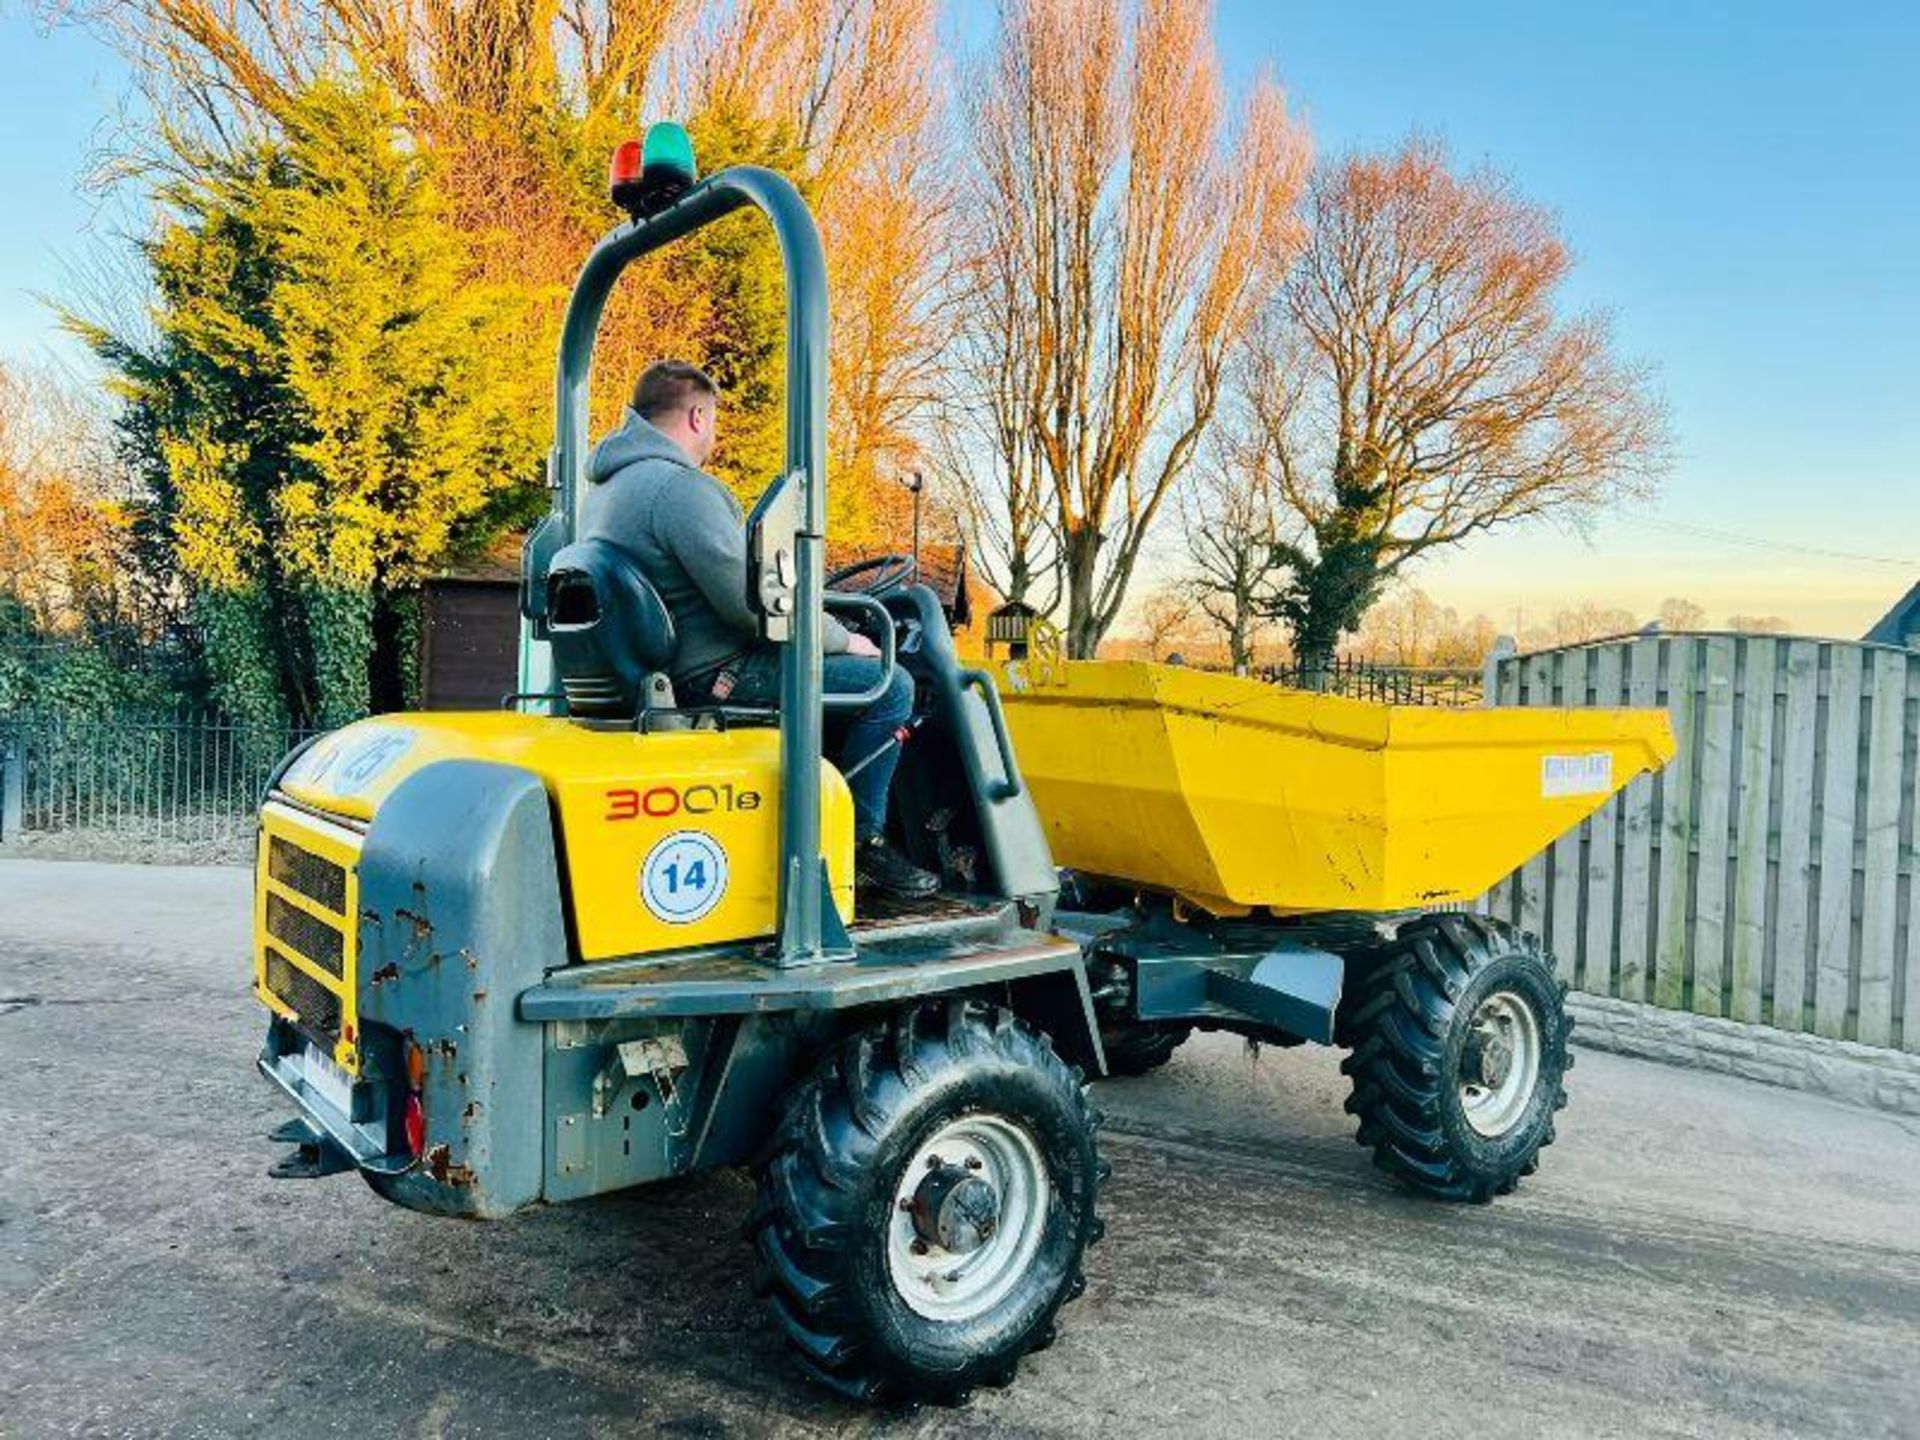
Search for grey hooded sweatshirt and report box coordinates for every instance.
[581,409,850,685]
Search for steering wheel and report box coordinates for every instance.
[825,553,917,599]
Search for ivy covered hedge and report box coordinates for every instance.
[71,78,546,729]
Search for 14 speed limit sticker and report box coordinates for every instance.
[640,830,728,924]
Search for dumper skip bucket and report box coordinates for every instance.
[999,660,1675,915]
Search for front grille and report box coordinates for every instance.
[258,816,358,1067]
[269,835,347,913]
[265,946,342,1047]
[266,891,345,977]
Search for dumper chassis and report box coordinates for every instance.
[249,126,1668,1404]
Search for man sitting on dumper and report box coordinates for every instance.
[583,359,939,901]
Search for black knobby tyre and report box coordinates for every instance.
[751,1000,1104,1403]
[1098,1022,1192,1077]
[1338,913,1571,1203]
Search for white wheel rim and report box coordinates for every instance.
[1459,991,1543,1138]
[886,1113,1051,1322]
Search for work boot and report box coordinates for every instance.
[856,834,940,899]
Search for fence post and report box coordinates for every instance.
[1481,635,1517,708]
[1,735,21,843]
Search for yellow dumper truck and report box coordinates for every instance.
[250,125,1675,1403]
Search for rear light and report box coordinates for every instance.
[404,1094,425,1157]
[402,1037,427,1157]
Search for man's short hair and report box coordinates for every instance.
[632,360,718,422]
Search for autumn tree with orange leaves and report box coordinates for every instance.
[57,0,949,541]
[952,0,1311,656]
[0,360,176,709]
[0,362,134,641]
[1237,140,1668,672]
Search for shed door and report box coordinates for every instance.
[420,580,519,710]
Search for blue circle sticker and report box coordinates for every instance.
[641,830,728,924]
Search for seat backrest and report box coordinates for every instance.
[545,538,679,719]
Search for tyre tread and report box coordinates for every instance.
[1339,914,1567,1203]
[752,999,1100,1403]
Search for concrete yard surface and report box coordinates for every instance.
[2,859,1917,1438]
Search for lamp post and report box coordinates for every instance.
[900,469,924,581]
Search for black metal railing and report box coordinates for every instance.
[1258,657,1482,707]
[0,710,320,854]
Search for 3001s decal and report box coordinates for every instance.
[605,784,762,822]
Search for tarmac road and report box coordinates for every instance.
[2,859,1917,1438]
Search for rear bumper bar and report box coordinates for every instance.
[256,1043,412,1176]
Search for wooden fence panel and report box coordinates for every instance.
[1815,646,1863,1039]
[1906,676,1920,1052]
[1858,648,1906,1046]
[1773,642,1821,1032]
[1691,636,1737,1015]
[1490,632,1920,1054]
[1617,638,1661,1003]
[1583,644,1625,995]
[1654,638,1699,1012]
[1729,637,1777,1024]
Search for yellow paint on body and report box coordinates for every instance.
[274,712,856,960]
[999,660,1675,914]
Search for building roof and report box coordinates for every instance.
[1862,581,1920,648]
[434,532,524,585]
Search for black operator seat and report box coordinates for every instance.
[545,538,679,720]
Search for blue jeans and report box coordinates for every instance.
[701,648,914,839]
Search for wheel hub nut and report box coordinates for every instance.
[909,1162,999,1255]
[1468,1026,1514,1088]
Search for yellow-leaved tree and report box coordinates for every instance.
[75,80,546,726]
[66,0,951,543]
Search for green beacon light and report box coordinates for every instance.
[609,121,698,220]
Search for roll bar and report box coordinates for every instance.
[519,165,843,966]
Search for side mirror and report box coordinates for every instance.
[745,470,805,642]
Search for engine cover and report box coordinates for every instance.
[277,712,856,959]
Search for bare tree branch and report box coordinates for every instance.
[1234,139,1669,668]
[950,0,1309,656]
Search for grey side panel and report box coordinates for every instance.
[356,760,566,1218]
[525,930,1104,1190]
[540,1015,743,1199]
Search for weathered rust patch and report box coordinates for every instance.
[369,962,400,987]
[423,1143,475,1186]
[394,907,433,943]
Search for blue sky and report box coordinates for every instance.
[1210,0,1920,634]
[3,3,1917,635]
